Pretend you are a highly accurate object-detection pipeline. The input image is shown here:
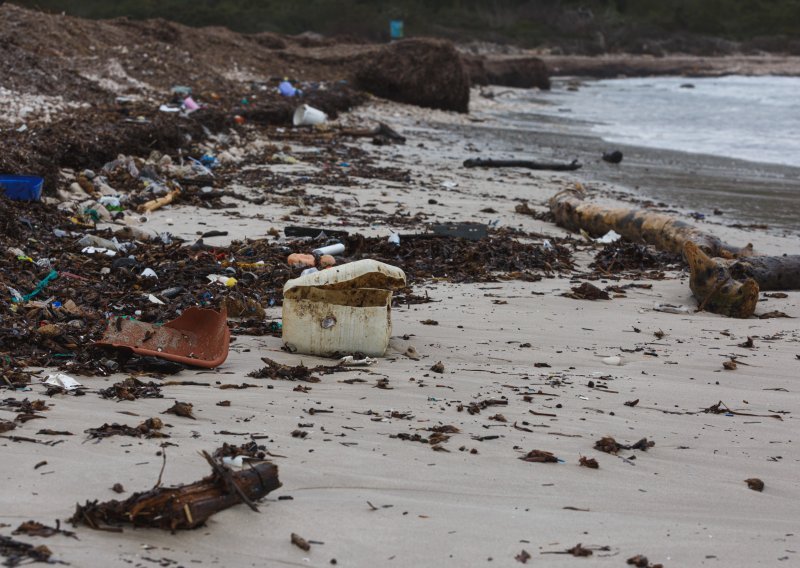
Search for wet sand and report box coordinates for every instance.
[2,92,800,567]
[452,87,800,235]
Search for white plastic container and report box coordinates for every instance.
[282,259,406,357]
[312,243,345,256]
[293,104,328,126]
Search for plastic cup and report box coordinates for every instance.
[293,104,327,126]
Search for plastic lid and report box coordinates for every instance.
[284,259,406,294]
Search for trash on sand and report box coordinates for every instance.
[653,303,693,315]
[0,175,44,201]
[43,372,83,391]
[602,150,623,164]
[183,96,200,111]
[82,246,116,257]
[318,254,336,268]
[279,80,299,97]
[601,355,625,366]
[288,253,316,268]
[338,356,377,366]
[139,187,181,213]
[78,234,121,251]
[282,259,406,357]
[94,307,230,368]
[293,104,327,126]
[12,269,58,303]
[594,230,622,244]
[70,451,280,531]
[312,243,345,256]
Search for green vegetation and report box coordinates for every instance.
[13,0,800,47]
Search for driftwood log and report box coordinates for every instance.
[549,186,751,258]
[465,158,581,171]
[70,452,280,532]
[549,187,799,318]
[685,242,800,317]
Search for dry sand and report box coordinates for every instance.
[2,92,800,567]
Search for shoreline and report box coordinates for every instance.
[456,84,800,237]
[3,95,799,567]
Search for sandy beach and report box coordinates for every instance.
[2,84,799,568]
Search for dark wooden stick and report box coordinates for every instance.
[71,452,280,532]
[464,158,581,171]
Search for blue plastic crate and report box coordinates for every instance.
[0,175,44,201]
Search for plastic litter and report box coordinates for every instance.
[312,243,345,256]
[318,255,336,268]
[282,259,406,357]
[82,246,116,257]
[595,230,622,244]
[44,372,83,391]
[207,274,237,287]
[12,270,58,303]
[222,456,245,468]
[293,104,327,126]
[0,175,44,201]
[287,253,315,268]
[338,356,377,366]
[95,307,230,368]
[78,234,120,252]
[653,303,693,315]
[279,80,299,97]
[183,96,200,111]
[141,268,158,279]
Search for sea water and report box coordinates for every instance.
[534,75,800,168]
[475,75,800,231]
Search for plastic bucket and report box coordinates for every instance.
[293,104,327,126]
[0,175,44,201]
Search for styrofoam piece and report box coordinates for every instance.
[282,259,406,357]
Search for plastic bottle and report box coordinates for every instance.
[312,243,345,256]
